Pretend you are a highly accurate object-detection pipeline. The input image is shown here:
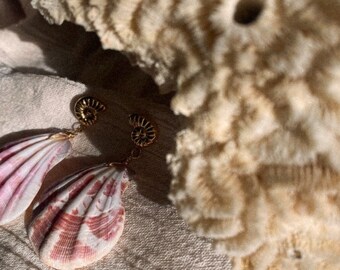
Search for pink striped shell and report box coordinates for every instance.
[0,133,71,225]
[28,164,130,270]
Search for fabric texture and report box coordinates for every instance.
[0,1,232,269]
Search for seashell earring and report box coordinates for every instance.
[0,96,106,225]
[27,113,157,270]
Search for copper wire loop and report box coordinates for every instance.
[123,148,142,165]
[130,147,142,159]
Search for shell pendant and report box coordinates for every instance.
[0,134,71,225]
[28,113,157,269]
[28,164,130,270]
[0,96,105,225]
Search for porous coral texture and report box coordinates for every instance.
[31,0,340,269]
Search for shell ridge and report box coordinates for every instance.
[81,168,128,242]
[0,141,55,193]
[73,169,123,248]
[30,166,109,231]
[36,164,107,208]
[1,143,59,219]
[0,138,53,187]
[10,141,67,197]
[35,167,112,258]
[31,167,109,239]
[82,207,124,256]
[0,141,57,222]
[86,206,124,240]
[66,167,118,260]
[2,141,71,222]
[82,168,127,244]
[28,165,107,254]
[101,170,122,214]
[68,168,126,264]
[85,168,116,214]
[46,139,71,171]
[78,169,121,232]
[97,169,126,220]
[61,167,113,216]
[28,166,129,269]
[0,134,49,162]
[86,167,127,216]
[39,167,113,263]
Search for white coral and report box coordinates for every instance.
[31,0,340,269]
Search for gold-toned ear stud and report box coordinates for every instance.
[129,113,157,148]
[74,96,106,126]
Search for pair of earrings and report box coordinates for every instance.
[0,96,157,269]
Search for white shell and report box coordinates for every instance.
[28,164,129,270]
[0,133,71,225]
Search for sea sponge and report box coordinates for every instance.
[31,0,340,269]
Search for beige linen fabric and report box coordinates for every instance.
[0,1,232,269]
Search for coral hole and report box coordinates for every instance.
[289,249,303,260]
[234,0,264,25]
